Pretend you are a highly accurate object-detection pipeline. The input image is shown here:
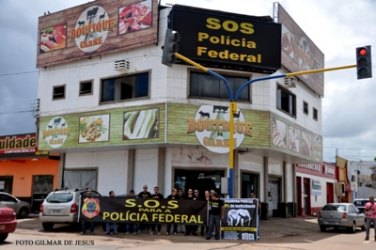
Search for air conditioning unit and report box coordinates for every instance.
[284,77,297,88]
[114,60,130,71]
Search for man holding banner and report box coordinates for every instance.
[206,192,224,240]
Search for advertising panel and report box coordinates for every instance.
[278,3,324,96]
[271,113,323,162]
[221,198,259,240]
[168,103,271,150]
[38,104,165,150]
[0,134,37,155]
[169,5,281,73]
[37,0,158,68]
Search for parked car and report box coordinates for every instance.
[0,202,17,243]
[0,192,30,218]
[317,203,365,233]
[353,198,374,227]
[353,198,369,213]
[39,188,101,231]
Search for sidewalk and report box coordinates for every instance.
[259,217,318,241]
[17,216,319,242]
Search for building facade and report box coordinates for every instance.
[36,0,324,218]
[295,163,337,216]
[0,133,60,212]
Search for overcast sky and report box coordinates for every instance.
[0,0,375,162]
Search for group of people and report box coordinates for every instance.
[80,185,226,239]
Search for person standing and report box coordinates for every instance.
[125,190,138,234]
[184,188,196,236]
[364,196,376,241]
[80,188,96,235]
[105,191,118,235]
[166,188,178,235]
[250,191,261,239]
[151,186,164,234]
[138,185,152,199]
[138,185,152,233]
[206,192,224,240]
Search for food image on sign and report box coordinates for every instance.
[39,24,67,53]
[118,0,152,34]
[79,115,110,143]
[123,108,159,140]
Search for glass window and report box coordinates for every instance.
[63,169,97,190]
[313,107,318,121]
[46,193,73,203]
[79,81,93,96]
[277,85,296,117]
[189,71,250,101]
[303,101,309,115]
[53,85,65,100]
[100,72,149,103]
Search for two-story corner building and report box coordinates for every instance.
[36,0,324,218]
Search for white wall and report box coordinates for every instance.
[133,148,159,195]
[65,150,128,195]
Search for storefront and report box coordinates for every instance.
[296,163,337,216]
[0,133,60,212]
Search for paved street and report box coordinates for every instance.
[1,216,375,249]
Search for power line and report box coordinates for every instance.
[0,70,38,78]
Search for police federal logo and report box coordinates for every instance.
[82,197,101,219]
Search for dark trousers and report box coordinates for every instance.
[81,220,95,234]
[207,214,221,239]
[151,224,162,233]
[365,217,376,237]
[166,223,177,234]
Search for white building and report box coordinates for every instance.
[36,0,323,218]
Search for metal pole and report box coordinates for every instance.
[174,52,356,198]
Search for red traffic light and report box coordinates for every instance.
[359,48,368,56]
[356,45,372,79]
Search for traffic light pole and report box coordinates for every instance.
[175,52,356,198]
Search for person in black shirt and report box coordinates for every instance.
[166,188,178,235]
[184,188,197,236]
[138,185,152,233]
[105,191,118,235]
[138,185,152,199]
[151,186,163,234]
[80,188,96,235]
[125,190,138,234]
[206,192,224,240]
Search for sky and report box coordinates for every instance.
[0,0,375,162]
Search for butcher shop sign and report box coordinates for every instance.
[187,105,252,154]
[72,5,114,53]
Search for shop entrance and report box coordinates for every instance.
[0,176,13,193]
[32,175,54,213]
[240,172,259,198]
[174,169,225,197]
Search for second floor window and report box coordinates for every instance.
[189,71,250,101]
[100,72,149,103]
[53,85,65,100]
[277,85,296,117]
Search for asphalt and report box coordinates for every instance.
[17,215,319,242]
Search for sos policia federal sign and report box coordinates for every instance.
[80,197,207,225]
[80,196,259,241]
[169,5,281,73]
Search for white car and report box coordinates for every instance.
[39,188,100,231]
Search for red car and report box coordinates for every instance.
[0,202,17,243]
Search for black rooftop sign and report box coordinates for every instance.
[169,5,281,73]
